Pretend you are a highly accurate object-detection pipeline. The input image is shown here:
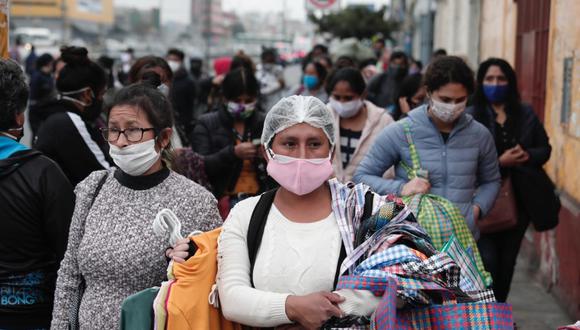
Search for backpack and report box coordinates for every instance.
[246,188,374,289]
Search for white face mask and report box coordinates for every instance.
[158,83,170,97]
[167,60,181,73]
[430,98,466,123]
[109,139,160,176]
[329,97,364,118]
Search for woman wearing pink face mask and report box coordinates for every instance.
[216,96,384,329]
[354,56,501,239]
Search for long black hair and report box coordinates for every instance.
[472,58,521,117]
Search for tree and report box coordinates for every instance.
[308,6,398,40]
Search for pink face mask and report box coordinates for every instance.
[266,149,334,196]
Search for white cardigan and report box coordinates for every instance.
[217,196,380,327]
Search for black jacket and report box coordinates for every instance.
[0,149,75,326]
[171,68,196,137]
[191,107,273,198]
[33,100,114,187]
[367,72,401,109]
[467,104,558,230]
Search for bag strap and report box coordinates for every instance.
[333,191,374,287]
[247,189,374,289]
[247,188,278,288]
[69,171,108,330]
[401,122,422,179]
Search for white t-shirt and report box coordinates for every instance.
[217,195,380,327]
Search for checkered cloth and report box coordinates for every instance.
[338,276,512,330]
[395,302,514,329]
[400,122,492,287]
[442,235,487,292]
[329,180,416,276]
[401,253,461,288]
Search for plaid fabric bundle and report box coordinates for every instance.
[442,235,487,292]
[395,302,514,329]
[338,276,512,330]
[402,193,491,286]
[400,122,492,287]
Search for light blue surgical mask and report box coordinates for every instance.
[303,75,319,90]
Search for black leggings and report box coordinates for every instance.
[477,217,529,303]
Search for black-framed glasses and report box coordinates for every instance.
[100,127,155,142]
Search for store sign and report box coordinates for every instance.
[305,0,340,11]
[77,0,103,14]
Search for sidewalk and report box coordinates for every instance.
[508,254,574,329]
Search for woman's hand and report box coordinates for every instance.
[499,145,529,167]
[285,292,345,330]
[398,96,411,115]
[166,237,190,264]
[234,142,257,160]
[401,178,431,196]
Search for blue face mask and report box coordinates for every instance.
[303,75,319,90]
[483,84,509,103]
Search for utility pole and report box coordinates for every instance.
[204,0,211,72]
[61,0,68,44]
[282,0,287,41]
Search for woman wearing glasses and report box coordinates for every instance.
[50,83,222,329]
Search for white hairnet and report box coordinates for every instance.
[261,95,335,147]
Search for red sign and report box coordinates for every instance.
[306,0,339,10]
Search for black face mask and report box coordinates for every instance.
[389,66,408,80]
[83,97,104,121]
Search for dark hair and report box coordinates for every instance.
[261,48,276,61]
[326,67,366,95]
[312,44,329,54]
[432,48,448,58]
[105,83,175,161]
[56,46,106,95]
[334,56,357,70]
[318,55,333,68]
[222,67,259,101]
[393,73,424,120]
[423,56,474,94]
[359,58,377,70]
[231,53,256,73]
[472,57,521,115]
[140,71,163,88]
[304,61,328,84]
[390,51,409,67]
[0,59,29,131]
[167,48,185,61]
[36,53,54,70]
[128,56,173,84]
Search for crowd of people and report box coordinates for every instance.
[0,39,554,329]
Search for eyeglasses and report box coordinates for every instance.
[100,127,155,142]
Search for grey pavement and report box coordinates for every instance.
[509,254,575,330]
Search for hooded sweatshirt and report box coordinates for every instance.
[0,135,75,328]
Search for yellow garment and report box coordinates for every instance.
[165,228,241,330]
[232,141,259,195]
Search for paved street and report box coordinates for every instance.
[509,253,575,329]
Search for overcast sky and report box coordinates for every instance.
[114,0,392,24]
[114,0,307,24]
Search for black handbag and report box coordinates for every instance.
[511,167,560,231]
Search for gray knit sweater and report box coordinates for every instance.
[50,169,222,329]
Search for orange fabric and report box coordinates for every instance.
[232,140,259,195]
[166,228,241,330]
[233,159,259,195]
